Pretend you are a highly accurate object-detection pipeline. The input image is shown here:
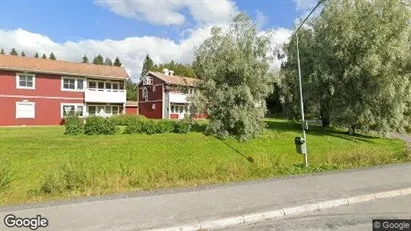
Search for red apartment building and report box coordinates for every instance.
[0,54,129,126]
[137,69,206,119]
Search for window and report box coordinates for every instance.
[98,82,105,91]
[61,104,84,117]
[89,81,96,89]
[153,86,156,92]
[16,102,35,118]
[88,106,96,116]
[62,77,84,91]
[112,83,119,92]
[87,105,120,117]
[105,82,112,91]
[142,87,148,101]
[112,106,119,115]
[143,76,153,85]
[17,73,35,89]
[171,105,175,113]
[152,104,156,109]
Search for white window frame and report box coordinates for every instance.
[88,80,122,92]
[61,103,85,118]
[153,86,156,92]
[16,73,36,90]
[87,105,120,117]
[16,101,35,119]
[61,76,85,92]
[143,76,153,85]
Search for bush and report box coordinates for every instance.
[84,116,117,135]
[142,120,157,135]
[155,120,175,133]
[123,116,146,134]
[63,116,84,135]
[0,160,13,191]
[174,120,192,133]
[110,114,146,126]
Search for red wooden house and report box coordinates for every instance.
[137,69,207,119]
[0,54,129,126]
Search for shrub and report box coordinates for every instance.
[142,120,157,135]
[155,120,175,133]
[63,116,84,135]
[123,116,146,134]
[0,160,13,191]
[174,120,192,133]
[84,116,117,135]
[110,114,146,126]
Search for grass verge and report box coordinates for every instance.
[0,119,409,206]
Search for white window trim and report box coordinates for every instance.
[61,103,85,118]
[16,73,36,90]
[61,76,85,92]
[88,80,122,92]
[86,105,120,117]
[142,87,148,101]
[15,101,35,119]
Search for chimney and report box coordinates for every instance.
[169,70,174,76]
[162,68,169,76]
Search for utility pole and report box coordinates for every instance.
[295,0,326,168]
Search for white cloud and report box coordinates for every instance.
[0,26,291,81]
[94,0,238,26]
[293,0,318,11]
[255,10,267,30]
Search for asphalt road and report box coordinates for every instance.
[225,195,411,231]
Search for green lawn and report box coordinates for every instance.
[0,119,409,206]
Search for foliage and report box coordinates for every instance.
[113,57,122,67]
[41,53,47,59]
[63,116,84,135]
[9,48,18,56]
[125,78,138,101]
[109,114,147,126]
[150,60,196,78]
[141,54,154,78]
[104,57,113,66]
[34,52,39,58]
[279,0,411,134]
[174,120,192,133]
[84,116,117,135]
[21,51,26,57]
[0,160,13,191]
[93,54,104,65]
[192,13,275,141]
[0,48,4,54]
[155,120,176,133]
[49,52,56,60]
[82,55,89,63]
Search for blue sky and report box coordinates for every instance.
[0,0,315,79]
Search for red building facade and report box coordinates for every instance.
[137,70,207,119]
[0,54,129,126]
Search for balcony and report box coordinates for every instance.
[169,92,188,103]
[84,88,126,104]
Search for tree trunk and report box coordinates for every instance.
[320,103,330,128]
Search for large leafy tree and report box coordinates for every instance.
[141,54,154,78]
[315,0,411,134]
[192,13,275,141]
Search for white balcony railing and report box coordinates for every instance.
[169,92,188,103]
[84,88,126,103]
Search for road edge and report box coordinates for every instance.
[147,187,411,231]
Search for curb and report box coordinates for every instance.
[147,187,411,231]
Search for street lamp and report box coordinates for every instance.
[295,0,326,168]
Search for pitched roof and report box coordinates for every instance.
[0,54,129,79]
[148,71,199,86]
